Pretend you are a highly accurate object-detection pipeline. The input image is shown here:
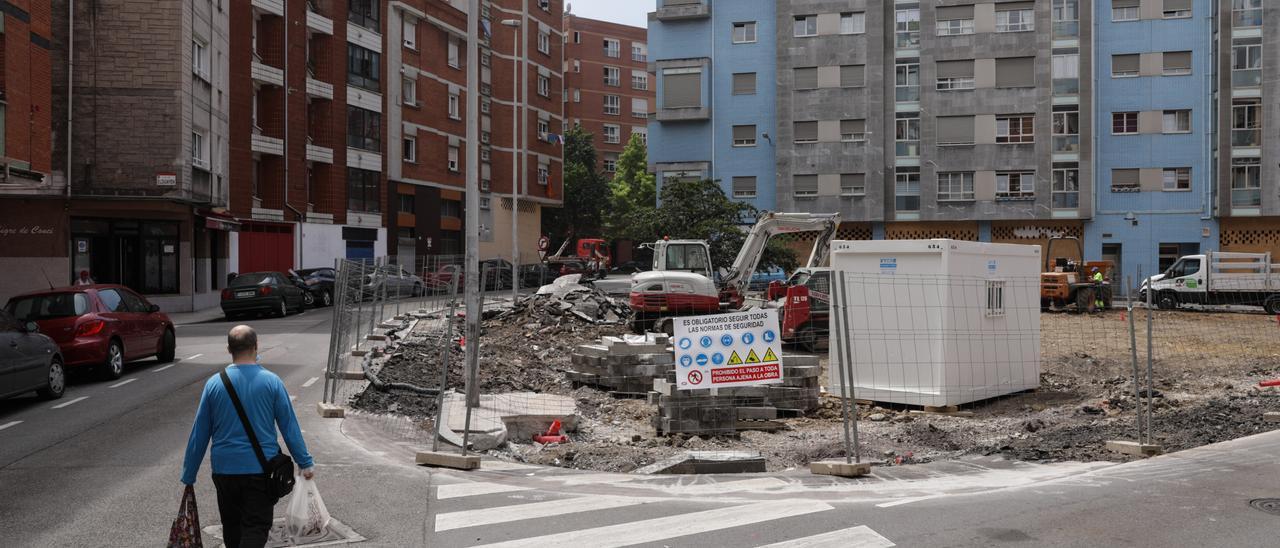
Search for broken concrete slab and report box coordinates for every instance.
[415,451,481,470]
[633,451,767,474]
[316,402,346,418]
[1105,440,1164,457]
[436,392,578,451]
[1265,412,1280,423]
[810,460,872,477]
[337,370,366,381]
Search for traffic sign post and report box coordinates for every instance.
[672,310,785,390]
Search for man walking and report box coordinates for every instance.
[182,325,315,548]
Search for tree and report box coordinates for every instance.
[607,134,658,241]
[641,179,798,273]
[541,126,610,247]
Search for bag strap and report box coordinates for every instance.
[219,368,270,473]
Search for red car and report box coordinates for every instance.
[4,285,175,380]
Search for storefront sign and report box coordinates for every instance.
[156,172,177,187]
[0,225,57,237]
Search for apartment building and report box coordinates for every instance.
[563,14,653,176]
[386,0,564,266]
[1085,0,1216,287]
[8,0,230,311]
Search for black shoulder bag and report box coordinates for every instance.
[219,369,296,501]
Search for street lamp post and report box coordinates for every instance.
[500,18,522,305]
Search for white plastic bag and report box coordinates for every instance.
[285,476,331,542]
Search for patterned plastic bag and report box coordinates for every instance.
[285,476,331,542]
[167,485,203,548]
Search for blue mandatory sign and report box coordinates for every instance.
[720,334,734,347]
[678,338,692,350]
[762,330,776,343]
[711,352,725,365]
[695,354,709,366]
[741,332,755,345]
[699,336,713,348]
[679,355,693,368]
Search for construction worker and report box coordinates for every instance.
[1092,268,1105,311]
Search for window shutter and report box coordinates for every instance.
[794,67,818,89]
[663,72,701,108]
[841,119,865,135]
[936,59,975,78]
[793,175,818,192]
[732,125,755,141]
[840,65,865,87]
[1112,54,1140,74]
[794,121,818,141]
[1163,51,1191,71]
[936,5,975,19]
[1164,0,1191,10]
[732,72,756,94]
[732,176,756,194]
[841,174,865,194]
[995,57,1035,87]
[1112,169,1140,187]
[996,1,1035,10]
[936,116,975,144]
[1113,0,1139,7]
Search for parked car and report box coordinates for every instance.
[422,260,514,293]
[520,263,556,289]
[294,267,336,307]
[363,265,425,299]
[221,272,309,320]
[748,267,788,292]
[480,259,515,291]
[5,285,175,380]
[0,310,65,400]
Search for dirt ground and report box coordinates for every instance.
[355,308,1280,472]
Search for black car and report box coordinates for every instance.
[0,310,65,400]
[220,272,309,320]
[294,267,336,307]
[519,263,555,289]
[480,259,515,291]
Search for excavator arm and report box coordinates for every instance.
[720,211,841,296]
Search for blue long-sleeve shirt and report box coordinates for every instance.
[181,364,314,485]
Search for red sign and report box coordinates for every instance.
[711,364,781,384]
[688,370,703,384]
[538,236,551,251]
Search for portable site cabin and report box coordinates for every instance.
[826,239,1041,407]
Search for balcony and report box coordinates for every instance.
[655,105,711,122]
[1233,69,1261,88]
[895,141,920,158]
[251,134,284,156]
[306,5,333,35]
[1232,10,1263,29]
[252,0,283,16]
[306,77,333,100]
[251,61,284,86]
[1053,78,1079,96]
[1232,128,1261,148]
[1053,135,1080,153]
[1053,21,1079,39]
[655,0,709,21]
[306,143,333,164]
[895,86,920,102]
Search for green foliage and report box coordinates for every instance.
[607,134,659,237]
[541,126,610,246]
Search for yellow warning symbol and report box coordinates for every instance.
[745,349,761,364]
[762,348,778,362]
[727,350,743,365]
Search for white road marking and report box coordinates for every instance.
[0,421,22,431]
[185,353,204,360]
[152,363,177,373]
[52,396,89,409]
[876,494,945,508]
[758,525,896,548]
[666,476,789,495]
[472,500,834,548]
[302,377,319,388]
[434,495,654,532]
[435,482,533,500]
[109,378,136,388]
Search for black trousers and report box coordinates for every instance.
[212,474,275,548]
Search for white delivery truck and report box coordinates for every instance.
[1140,252,1280,314]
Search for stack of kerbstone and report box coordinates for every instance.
[566,334,674,395]
[649,354,822,436]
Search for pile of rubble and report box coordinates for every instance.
[495,274,631,325]
[567,334,674,395]
[650,354,823,436]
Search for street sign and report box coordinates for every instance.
[672,309,785,390]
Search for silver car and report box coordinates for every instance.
[364,265,425,299]
[0,310,65,400]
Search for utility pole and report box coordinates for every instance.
[464,0,482,409]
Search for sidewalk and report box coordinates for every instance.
[168,306,227,326]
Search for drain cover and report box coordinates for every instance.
[1249,498,1280,516]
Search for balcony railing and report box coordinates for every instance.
[1232,189,1261,207]
[1053,78,1079,95]
[1053,135,1080,153]
[1232,128,1261,147]
[896,141,920,157]
[896,86,920,102]
[1232,69,1262,88]
[1053,21,1079,38]
[1232,10,1263,29]
[896,32,920,49]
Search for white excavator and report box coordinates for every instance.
[628,211,840,334]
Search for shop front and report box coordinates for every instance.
[0,198,70,305]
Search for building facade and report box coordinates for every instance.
[562,14,653,176]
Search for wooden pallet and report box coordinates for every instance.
[735,420,785,432]
[908,405,975,417]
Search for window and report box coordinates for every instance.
[538,118,550,138]
[995,7,1034,32]
[841,119,866,142]
[733,22,757,43]
[603,95,620,116]
[441,199,461,218]
[1112,54,1139,77]
[632,70,649,90]
[447,37,460,69]
[1112,112,1138,134]
[996,115,1035,144]
[895,9,920,48]
[349,0,380,30]
[937,17,975,36]
[895,170,921,211]
[938,172,975,201]
[479,197,491,210]
[403,19,417,49]
[997,172,1035,199]
[604,66,620,87]
[347,44,380,91]
[603,153,618,173]
[732,176,757,199]
[841,12,866,34]
[603,124,620,144]
[1053,53,1079,94]
[1052,168,1080,208]
[985,281,1006,317]
[403,136,416,163]
[572,88,581,102]
[1232,38,1262,87]
[896,115,920,157]
[1163,51,1192,75]
[1053,0,1080,37]
[192,40,209,81]
[573,31,580,44]
[937,115,975,145]
[1113,4,1139,22]
[538,75,550,97]
[794,15,817,37]
[794,121,818,143]
[538,30,550,55]
[399,193,415,213]
[632,126,648,145]
[191,131,208,170]
[1163,167,1191,191]
[346,106,381,151]
[632,98,649,118]
[1053,109,1079,152]
[402,75,417,106]
[793,175,818,198]
[732,125,756,147]
[1111,168,1140,192]
[732,72,756,95]
[840,65,865,88]
[995,57,1035,87]
[1232,99,1261,147]
[1163,0,1191,18]
[1163,110,1191,133]
[936,60,975,90]
[895,62,920,101]
[841,174,865,196]
[1233,0,1262,28]
[448,146,459,172]
[603,38,620,58]
[538,164,550,185]
[937,76,975,90]
[448,91,460,119]
[573,60,581,73]
[663,67,702,108]
[794,67,818,90]
[1231,158,1261,206]
[632,43,648,62]
[346,168,381,213]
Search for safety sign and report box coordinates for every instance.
[672,309,785,390]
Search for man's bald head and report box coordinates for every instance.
[227,325,258,362]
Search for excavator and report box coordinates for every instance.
[1040,236,1115,312]
[628,212,841,338]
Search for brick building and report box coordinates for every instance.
[562,14,651,176]
[386,0,564,267]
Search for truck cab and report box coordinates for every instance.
[1142,252,1280,313]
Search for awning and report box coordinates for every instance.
[196,208,241,232]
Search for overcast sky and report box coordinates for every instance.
[565,0,655,29]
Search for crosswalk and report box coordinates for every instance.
[429,480,895,547]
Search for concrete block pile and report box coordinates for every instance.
[649,354,823,436]
[566,334,675,394]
